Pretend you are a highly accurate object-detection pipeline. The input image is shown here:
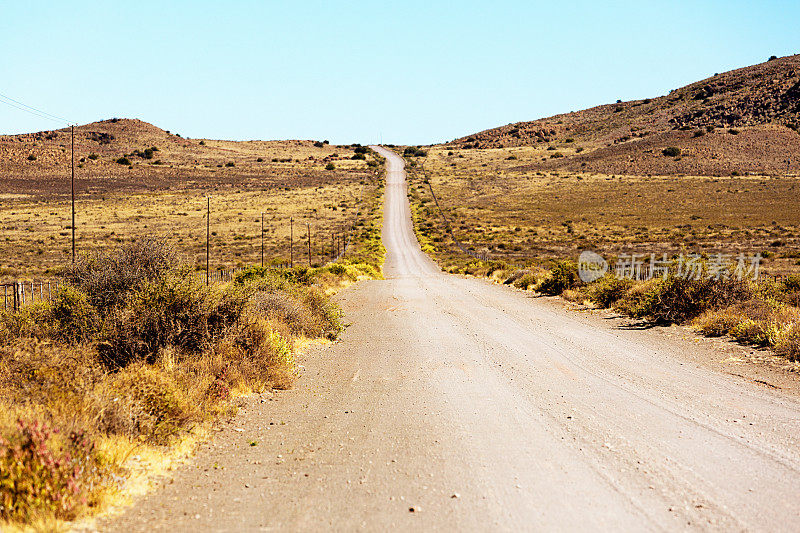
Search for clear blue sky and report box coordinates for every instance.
[1,1,798,145]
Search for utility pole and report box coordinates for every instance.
[290,217,294,268]
[206,196,211,285]
[261,211,264,268]
[71,125,75,263]
[307,222,312,266]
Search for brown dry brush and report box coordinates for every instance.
[0,237,347,523]
[500,260,800,361]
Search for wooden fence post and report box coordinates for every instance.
[307,223,312,267]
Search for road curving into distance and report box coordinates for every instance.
[103,146,800,532]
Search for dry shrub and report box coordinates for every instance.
[648,276,752,324]
[99,364,197,444]
[62,237,177,312]
[0,340,103,423]
[537,261,581,295]
[614,278,663,318]
[217,318,296,390]
[0,302,52,343]
[694,297,800,354]
[49,285,100,343]
[561,289,586,303]
[786,291,800,308]
[300,288,342,339]
[99,273,211,367]
[515,272,538,290]
[695,308,746,336]
[587,276,635,308]
[245,287,341,340]
[503,269,527,285]
[783,274,800,293]
[775,325,800,361]
[0,237,350,525]
[0,419,107,522]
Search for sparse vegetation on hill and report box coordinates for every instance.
[0,119,387,280]
[447,54,800,176]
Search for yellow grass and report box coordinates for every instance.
[407,146,800,275]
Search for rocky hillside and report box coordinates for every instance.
[447,54,800,176]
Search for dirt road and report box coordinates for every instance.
[102,147,800,531]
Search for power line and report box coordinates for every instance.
[0,92,73,125]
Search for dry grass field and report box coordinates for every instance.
[406,146,800,275]
[0,120,386,528]
[0,119,383,281]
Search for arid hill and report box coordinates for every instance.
[447,54,800,176]
[0,118,362,196]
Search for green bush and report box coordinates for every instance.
[587,276,635,308]
[537,261,580,295]
[325,163,335,170]
[514,273,537,290]
[115,157,131,165]
[0,302,51,342]
[662,147,681,157]
[327,264,347,276]
[775,326,800,361]
[49,285,100,343]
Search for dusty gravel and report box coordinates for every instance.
[97,146,800,532]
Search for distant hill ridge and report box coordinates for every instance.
[447,54,800,176]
